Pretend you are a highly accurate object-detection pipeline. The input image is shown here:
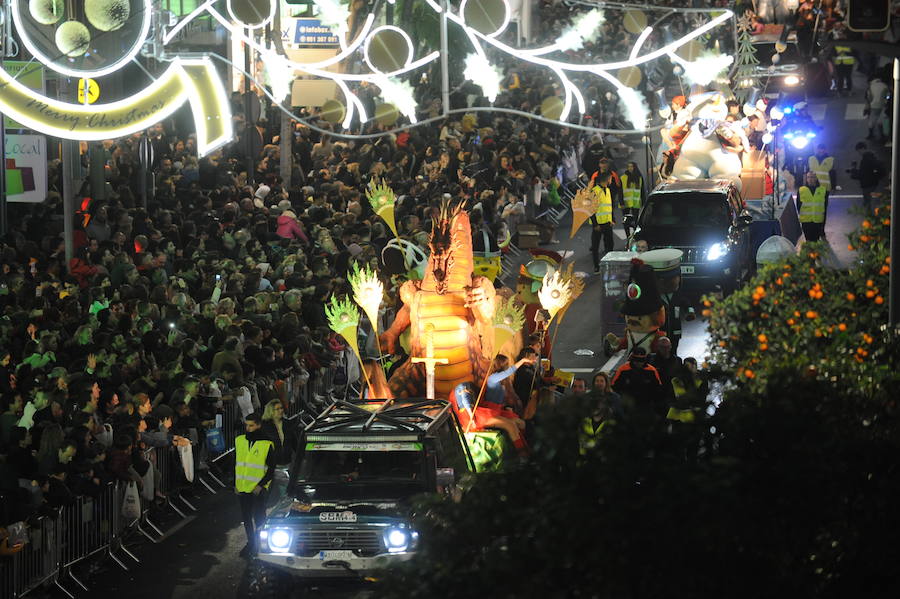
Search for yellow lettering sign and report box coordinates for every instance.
[0,57,232,156]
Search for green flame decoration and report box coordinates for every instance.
[493,297,525,330]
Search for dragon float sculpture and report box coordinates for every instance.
[381,200,496,400]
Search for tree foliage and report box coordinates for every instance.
[373,215,900,598]
[705,208,899,404]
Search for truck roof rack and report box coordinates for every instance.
[305,398,452,436]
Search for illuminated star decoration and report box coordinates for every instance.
[372,76,418,123]
[314,0,351,36]
[538,271,572,323]
[556,8,605,52]
[463,53,504,103]
[260,48,294,103]
[365,179,398,238]
[669,50,735,86]
[162,1,734,133]
[491,298,526,358]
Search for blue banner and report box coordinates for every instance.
[294,19,340,46]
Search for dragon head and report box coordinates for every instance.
[426,198,472,295]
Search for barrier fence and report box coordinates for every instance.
[1,368,343,598]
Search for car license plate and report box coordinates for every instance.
[319,550,356,561]
[680,265,695,274]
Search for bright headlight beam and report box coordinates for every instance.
[784,75,800,86]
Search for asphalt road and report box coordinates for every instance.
[67,71,892,599]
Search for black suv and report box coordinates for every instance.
[628,180,753,295]
[251,399,475,593]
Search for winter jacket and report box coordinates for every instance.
[68,258,98,288]
[276,211,309,243]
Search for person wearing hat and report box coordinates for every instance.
[642,248,695,355]
[610,346,664,417]
[235,411,275,558]
[588,173,615,274]
[275,207,309,244]
[604,259,667,356]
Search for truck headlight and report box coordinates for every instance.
[706,242,729,261]
[384,528,411,553]
[265,528,293,553]
[784,75,800,86]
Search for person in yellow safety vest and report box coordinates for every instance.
[235,412,275,558]
[797,171,828,243]
[833,43,856,95]
[620,161,646,239]
[667,357,709,423]
[807,145,835,192]
[589,175,615,274]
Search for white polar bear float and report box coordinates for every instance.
[670,94,747,191]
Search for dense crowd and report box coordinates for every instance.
[1,0,893,561]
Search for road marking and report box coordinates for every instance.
[807,103,827,121]
[614,229,626,240]
[844,103,866,120]
[829,194,863,199]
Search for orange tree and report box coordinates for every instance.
[705,208,899,402]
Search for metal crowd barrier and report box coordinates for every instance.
[1,370,334,598]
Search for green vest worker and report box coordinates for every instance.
[833,44,855,94]
[620,162,645,239]
[235,411,275,558]
[589,179,614,273]
[807,146,834,192]
[797,170,828,243]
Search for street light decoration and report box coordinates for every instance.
[491,298,526,358]
[161,0,734,135]
[366,180,399,238]
[349,263,384,333]
[538,271,572,323]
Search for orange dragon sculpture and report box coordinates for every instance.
[381,200,496,400]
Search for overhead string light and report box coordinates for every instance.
[162,0,734,133]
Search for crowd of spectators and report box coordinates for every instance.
[0,0,770,556]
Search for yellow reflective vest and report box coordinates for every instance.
[621,173,642,209]
[667,376,704,423]
[798,185,826,223]
[235,435,273,493]
[592,186,613,224]
[834,46,855,66]
[808,156,833,191]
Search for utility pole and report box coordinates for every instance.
[244,29,255,186]
[440,0,450,117]
[59,75,77,267]
[0,51,6,237]
[890,58,899,325]
[272,1,292,188]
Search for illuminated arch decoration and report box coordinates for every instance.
[1,0,232,156]
[0,58,232,156]
[163,0,735,134]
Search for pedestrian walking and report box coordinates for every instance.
[235,412,274,558]
[849,142,885,211]
[865,76,889,144]
[832,42,856,95]
[797,171,828,242]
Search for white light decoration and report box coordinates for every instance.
[463,53,503,103]
[555,8,605,52]
[374,76,418,123]
[314,0,351,36]
[616,86,650,129]
[669,50,734,86]
[11,0,153,78]
[0,57,232,156]
[160,0,734,133]
[261,48,294,103]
